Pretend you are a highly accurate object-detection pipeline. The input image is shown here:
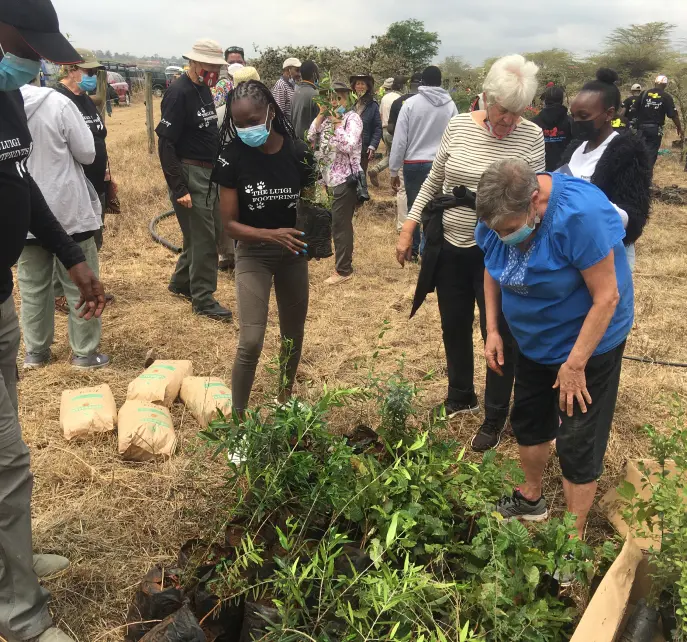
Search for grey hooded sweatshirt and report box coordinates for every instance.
[389,85,458,177]
[20,85,101,239]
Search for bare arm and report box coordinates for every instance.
[484,270,505,376]
[555,252,620,415]
[671,112,683,138]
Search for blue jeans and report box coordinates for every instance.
[403,162,432,256]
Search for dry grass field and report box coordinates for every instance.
[16,98,687,640]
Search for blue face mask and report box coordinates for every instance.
[236,110,272,148]
[500,213,539,246]
[336,105,346,117]
[78,75,97,92]
[0,47,41,92]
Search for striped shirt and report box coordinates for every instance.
[408,113,545,248]
[272,77,295,119]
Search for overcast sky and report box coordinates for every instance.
[53,0,687,66]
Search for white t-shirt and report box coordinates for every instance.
[568,131,617,181]
[380,91,401,129]
[568,131,628,228]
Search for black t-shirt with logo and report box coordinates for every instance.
[622,95,640,121]
[0,90,84,302]
[156,74,219,162]
[212,136,315,229]
[55,83,108,195]
[636,88,676,126]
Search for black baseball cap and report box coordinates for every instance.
[0,0,82,64]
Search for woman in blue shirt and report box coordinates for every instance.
[474,158,633,541]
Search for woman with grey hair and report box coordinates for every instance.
[475,158,634,540]
[396,54,545,452]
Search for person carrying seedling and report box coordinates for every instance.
[212,80,315,413]
[308,81,363,285]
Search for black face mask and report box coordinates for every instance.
[572,118,601,142]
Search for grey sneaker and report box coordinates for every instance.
[33,554,70,578]
[496,489,549,522]
[24,351,51,370]
[31,627,77,642]
[71,353,110,370]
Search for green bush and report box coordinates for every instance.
[200,358,595,641]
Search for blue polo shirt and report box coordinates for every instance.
[475,173,634,365]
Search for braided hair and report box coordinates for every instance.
[211,80,296,198]
[218,79,296,146]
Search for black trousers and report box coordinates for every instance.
[638,123,662,169]
[435,241,515,419]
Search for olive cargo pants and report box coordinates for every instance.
[169,163,222,310]
[0,297,53,640]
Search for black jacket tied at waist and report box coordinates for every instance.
[410,186,477,318]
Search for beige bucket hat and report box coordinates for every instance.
[183,39,226,66]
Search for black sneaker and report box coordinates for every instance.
[496,489,549,522]
[471,417,508,452]
[435,397,480,420]
[168,284,191,301]
[193,302,233,323]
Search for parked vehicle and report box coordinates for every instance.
[148,70,169,97]
[108,71,130,106]
[100,61,145,93]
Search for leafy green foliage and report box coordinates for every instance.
[373,20,441,75]
[616,396,687,640]
[200,351,594,641]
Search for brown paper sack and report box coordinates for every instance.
[572,535,644,642]
[60,384,117,441]
[118,401,177,461]
[127,360,193,407]
[180,377,232,427]
[599,459,683,550]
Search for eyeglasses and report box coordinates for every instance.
[225,47,244,56]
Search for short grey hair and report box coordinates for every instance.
[477,159,539,228]
[483,54,539,113]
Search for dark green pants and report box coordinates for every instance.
[0,298,53,640]
[169,164,221,309]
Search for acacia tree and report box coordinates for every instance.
[373,19,440,75]
[602,22,677,80]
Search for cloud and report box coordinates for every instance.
[53,0,687,66]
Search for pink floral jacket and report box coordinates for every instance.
[307,111,363,188]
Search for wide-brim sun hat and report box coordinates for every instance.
[0,0,82,64]
[350,74,374,87]
[382,77,394,90]
[330,81,350,93]
[183,38,226,66]
[75,47,103,70]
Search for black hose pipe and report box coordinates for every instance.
[623,355,687,368]
[150,210,181,254]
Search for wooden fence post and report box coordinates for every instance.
[95,69,108,119]
[145,71,155,154]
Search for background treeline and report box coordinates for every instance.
[93,20,687,128]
